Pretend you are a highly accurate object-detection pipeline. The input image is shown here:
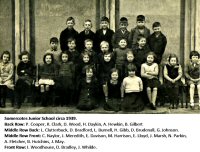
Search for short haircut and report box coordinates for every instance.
[60,51,71,62]
[50,37,58,44]
[168,53,179,63]
[146,51,157,60]
[101,16,109,23]
[120,17,128,24]
[100,41,109,47]
[81,52,90,59]
[85,65,96,75]
[127,64,137,72]
[18,51,30,60]
[190,50,200,59]
[137,15,145,21]
[119,38,127,43]
[66,16,75,24]
[126,50,134,56]
[152,22,161,28]
[84,19,92,23]
[137,34,146,42]
[67,37,76,43]
[84,39,93,44]
[43,53,54,64]
[1,50,11,61]
[110,68,119,75]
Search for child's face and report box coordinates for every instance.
[66,20,75,29]
[153,26,161,34]
[50,42,58,50]
[84,21,92,31]
[22,55,29,63]
[45,55,52,64]
[101,21,109,29]
[111,71,118,81]
[101,44,109,53]
[147,55,154,64]
[191,55,199,63]
[128,70,135,77]
[136,21,145,29]
[83,54,90,63]
[138,38,146,47]
[104,54,111,62]
[86,69,93,78]
[68,41,76,50]
[2,54,9,64]
[127,54,134,62]
[119,22,128,30]
[85,41,93,50]
[118,39,127,49]
[61,54,68,63]
[169,57,177,66]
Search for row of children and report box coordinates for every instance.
[0,42,199,111]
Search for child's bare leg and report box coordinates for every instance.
[40,85,44,93]
[147,87,152,103]
[189,84,195,107]
[152,88,158,106]
[45,85,50,91]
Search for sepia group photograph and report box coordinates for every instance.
[0,0,200,114]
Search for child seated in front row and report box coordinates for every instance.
[0,51,14,108]
[15,51,36,109]
[103,68,121,112]
[77,65,99,111]
[121,64,144,112]
[163,54,183,109]
[185,51,200,110]
[141,52,160,110]
[36,53,58,106]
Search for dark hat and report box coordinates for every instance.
[137,15,145,21]
[101,16,109,22]
[120,17,128,23]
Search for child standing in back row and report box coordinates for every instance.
[129,15,150,49]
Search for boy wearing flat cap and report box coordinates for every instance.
[128,15,150,49]
[112,17,131,49]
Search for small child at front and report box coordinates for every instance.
[77,65,99,111]
[114,38,132,78]
[0,51,14,108]
[45,37,62,64]
[128,15,150,49]
[141,52,160,110]
[121,64,144,112]
[58,51,75,106]
[15,51,36,109]
[163,54,183,109]
[37,53,58,106]
[123,51,137,77]
[103,68,121,112]
[185,51,200,110]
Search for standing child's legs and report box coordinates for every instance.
[152,87,158,107]
[146,87,152,103]
[189,84,195,108]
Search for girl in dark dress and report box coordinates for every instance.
[103,68,121,112]
[58,51,75,106]
[14,51,35,109]
[77,65,99,111]
[163,54,183,109]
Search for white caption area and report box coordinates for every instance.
[0,114,199,152]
